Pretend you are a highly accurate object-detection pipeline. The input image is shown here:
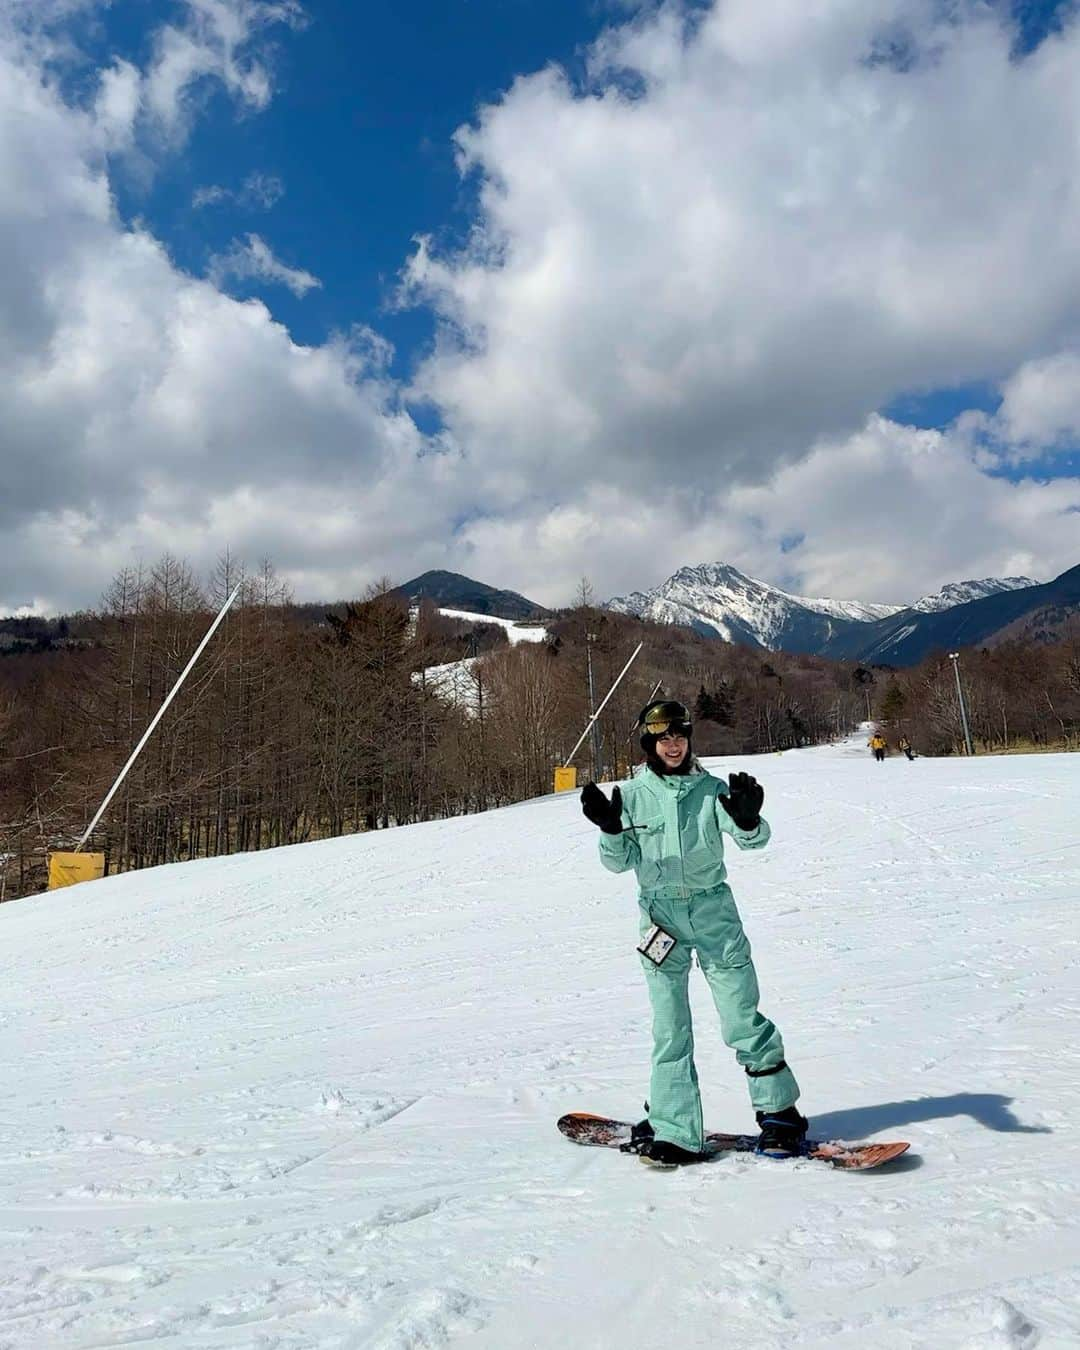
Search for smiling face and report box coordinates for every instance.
[638,700,693,773]
[654,730,689,770]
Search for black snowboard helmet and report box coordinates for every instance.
[636,699,693,774]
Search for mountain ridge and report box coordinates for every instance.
[822,562,1080,664]
[393,570,548,620]
[606,562,1041,659]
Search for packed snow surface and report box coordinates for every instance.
[2,736,1079,1348]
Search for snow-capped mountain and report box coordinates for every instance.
[821,563,1079,664]
[606,562,903,652]
[606,562,1048,657]
[909,576,1038,613]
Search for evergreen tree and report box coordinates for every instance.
[880,681,907,723]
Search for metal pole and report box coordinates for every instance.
[75,582,243,851]
[628,678,664,734]
[622,676,663,775]
[564,642,644,768]
[585,632,602,779]
[949,652,975,757]
[634,678,663,731]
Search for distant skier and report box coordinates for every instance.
[579,699,805,1168]
[898,736,915,761]
[868,733,887,762]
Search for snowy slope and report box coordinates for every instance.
[411,610,546,715]
[2,741,1080,1348]
[412,657,481,713]
[437,608,548,644]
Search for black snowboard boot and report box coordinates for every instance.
[629,1115,654,1146]
[619,1103,655,1155]
[636,1137,710,1168]
[755,1106,809,1158]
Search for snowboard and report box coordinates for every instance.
[557,1112,910,1171]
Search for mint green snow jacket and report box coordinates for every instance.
[598,765,770,901]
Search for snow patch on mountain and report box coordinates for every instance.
[909,577,1039,613]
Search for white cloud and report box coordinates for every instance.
[208,232,321,295]
[93,59,142,154]
[142,0,306,142]
[723,415,1079,603]
[2,0,306,155]
[452,416,1080,608]
[241,170,284,208]
[0,3,471,615]
[406,0,1080,504]
[994,350,1080,449]
[3,0,1080,618]
[193,170,284,209]
[192,183,230,207]
[245,170,284,206]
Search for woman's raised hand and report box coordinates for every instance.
[580,783,624,835]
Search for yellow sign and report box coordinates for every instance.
[47,852,105,891]
[553,766,578,793]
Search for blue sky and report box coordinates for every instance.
[3,0,1080,613]
[91,0,610,373]
[1013,0,1075,49]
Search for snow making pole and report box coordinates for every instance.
[624,676,663,764]
[634,679,663,734]
[74,582,243,855]
[948,652,975,757]
[557,641,644,788]
[585,631,602,779]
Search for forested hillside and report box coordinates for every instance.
[1,555,869,901]
[3,554,1078,903]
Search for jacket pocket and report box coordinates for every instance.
[629,812,665,887]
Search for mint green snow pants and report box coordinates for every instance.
[639,886,799,1153]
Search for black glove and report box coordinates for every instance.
[720,771,764,831]
[580,783,624,835]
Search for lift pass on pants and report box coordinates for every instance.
[637,923,677,967]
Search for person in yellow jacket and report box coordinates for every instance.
[868,733,887,762]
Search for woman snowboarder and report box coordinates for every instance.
[580,699,805,1168]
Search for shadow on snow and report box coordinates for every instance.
[811,1092,1051,1140]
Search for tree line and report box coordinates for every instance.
[5,552,1073,902]
[872,630,1080,756]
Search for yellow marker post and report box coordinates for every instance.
[553,766,578,793]
[47,852,105,891]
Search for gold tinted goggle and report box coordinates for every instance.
[644,717,691,737]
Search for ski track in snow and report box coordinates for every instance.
[2,735,1079,1347]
